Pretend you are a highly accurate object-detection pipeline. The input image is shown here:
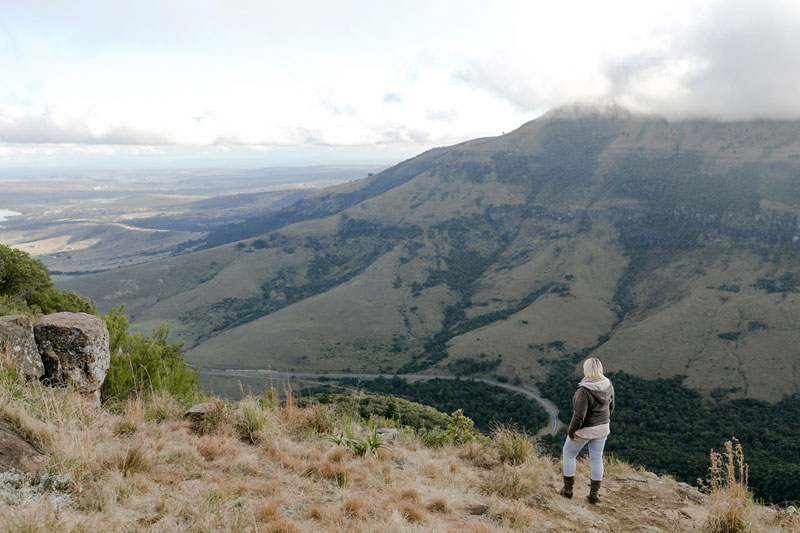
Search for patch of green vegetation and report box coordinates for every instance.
[102,306,203,406]
[709,284,741,292]
[753,272,800,293]
[538,366,800,505]
[446,356,502,376]
[0,244,95,317]
[717,331,742,341]
[180,220,421,342]
[298,391,451,433]
[316,377,548,434]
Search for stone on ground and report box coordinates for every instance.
[0,315,44,381]
[0,417,47,475]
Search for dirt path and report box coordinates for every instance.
[200,369,563,437]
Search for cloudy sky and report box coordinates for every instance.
[1,0,800,168]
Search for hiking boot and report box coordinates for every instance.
[587,479,601,504]
[559,475,574,498]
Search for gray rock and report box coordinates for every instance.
[34,312,109,393]
[613,473,649,483]
[0,315,43,381]
[184,402,216,424]
[376,428,400,443]
[0,417,47,475]
[676,481,706,504]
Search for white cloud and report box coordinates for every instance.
[1,0,800,162]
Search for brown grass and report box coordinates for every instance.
[342,494,368,520]
[704,439,751,532]
[2,365,794,533]
[426,497,450,513]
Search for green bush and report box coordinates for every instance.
[101,305,203,406]
[426,409,483,447]
[0,245,94,316]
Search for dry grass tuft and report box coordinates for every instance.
[486,499,535,530]
[343,494,368,520]
[397,500,425,523]
[326,447,347,463]
[195,434,237,461]
[426,497,450,513]
[484,460,553,501]
[492,425,536,465]
[604,453,645,475]
[264,518,301,533]
[111,438,152,476]
[459,440,500,469]
[399,487,420,502]
[703,439,752,532]
[145,390,184,422]
[307,504,325,520]
[255,495,284,522]
[236,396,271,443]
[114,398,144,436]
[304,459,349,487]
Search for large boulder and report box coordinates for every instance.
[34,312,110,394]
[0,315,44,381]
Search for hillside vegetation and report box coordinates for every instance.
[51,109,800,504]
[3,368,799,532]
[58,110,800,403]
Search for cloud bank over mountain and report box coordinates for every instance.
[1,0,799,165]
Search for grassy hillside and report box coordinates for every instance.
[56,110,800,405]
[3,368,798,532]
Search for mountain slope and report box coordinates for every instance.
[58,108,800,402]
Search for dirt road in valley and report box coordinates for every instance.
[199,369,563,437]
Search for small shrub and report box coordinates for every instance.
[322,427,388,457]
[101,306,203,405]
[493,426,536,465]
[237,397,269,443]
[427,409,482,447]
[145,391,184,422]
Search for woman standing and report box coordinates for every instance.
[560,357,615,504]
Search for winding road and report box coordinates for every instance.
[199,369,563,437]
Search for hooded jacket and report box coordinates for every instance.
[566,377,615,439]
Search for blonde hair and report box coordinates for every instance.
[583,358,605,380]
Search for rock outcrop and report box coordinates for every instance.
[0,315,44,381]
[0,417,47,475]
[33,312,109,397]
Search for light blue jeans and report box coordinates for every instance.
[562,435,607,481]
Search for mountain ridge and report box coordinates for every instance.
[57,108,800,404]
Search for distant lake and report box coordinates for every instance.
[0,209,21,222]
